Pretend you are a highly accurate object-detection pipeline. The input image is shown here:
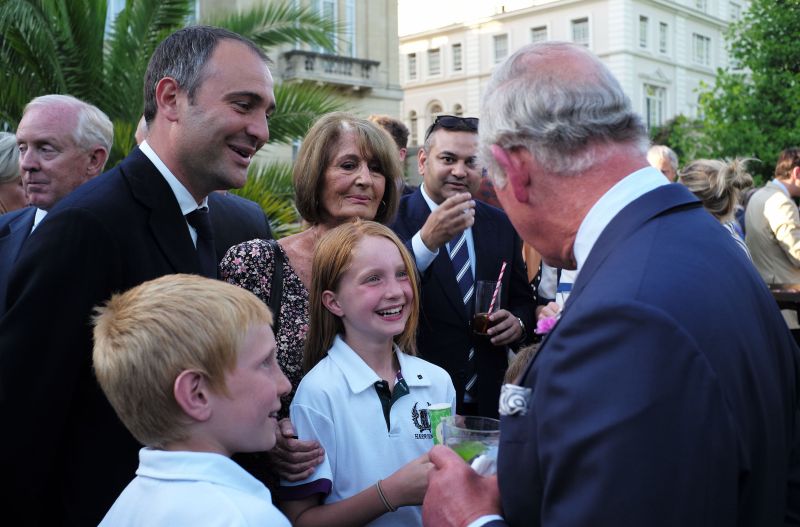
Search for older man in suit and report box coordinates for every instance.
[391,116,534,418]
[423,42,800,527]
[0,96,112,315]
[0,26,276,525]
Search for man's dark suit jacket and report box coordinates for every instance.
[0,206,36,316]
[493,184,800,526]
[0,148,272,526]
[391,189,535,417]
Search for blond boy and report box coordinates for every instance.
[93,274,291,526]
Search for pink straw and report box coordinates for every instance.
[487,261,507,313]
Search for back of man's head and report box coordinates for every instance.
[647,145,679,181]
[24,94,113,157]
[143,25,268,124]
[368,114,409,151]
[774,147,800,181]
[92,274,272,449]
[480,41,647,180]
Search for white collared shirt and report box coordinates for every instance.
[139,140,208,247]
[770,178,790,197]
[411,183,476,273]
[30,208,48,233]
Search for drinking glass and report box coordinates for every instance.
[472,280,501,337]
[441,415,500,476]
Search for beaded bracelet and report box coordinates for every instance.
[375,479,397,513]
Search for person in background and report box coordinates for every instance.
[93,274,291,526]
[278,220,454,527]
[220,112,403,486]
[647,144,679,182]
[678,158,753,258]
[368,114,416,195]
[0,131,25,214]
[423,41,799,527]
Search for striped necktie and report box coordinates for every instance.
[447,231,477,398]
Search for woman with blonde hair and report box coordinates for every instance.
[678,158,754,258]
[0,132,25,214]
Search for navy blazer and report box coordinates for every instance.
[0,148,272,526]
[391,189,535,417]
[0,206,35,316]
[494,184,800,526]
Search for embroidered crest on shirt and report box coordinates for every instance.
[411,402,433,439]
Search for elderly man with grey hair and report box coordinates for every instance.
[647,144,679,181]
[423,42,799,527]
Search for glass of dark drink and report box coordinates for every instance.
[472,280,501,337]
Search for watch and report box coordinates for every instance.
[516,316,527,340]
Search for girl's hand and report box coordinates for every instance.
[380,453,433,507]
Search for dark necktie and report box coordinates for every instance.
[185,207,217,278]
[447,231,477,397]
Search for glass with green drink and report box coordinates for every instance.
[441,415,500,476]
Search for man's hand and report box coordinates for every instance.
[488,309,523,346]
[267,418,325,481]
[422,445,501,527]
[420,192,476,251]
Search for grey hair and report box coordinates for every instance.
[24,94,113,154]
[143,25,269,124]
[0,132,20,184]
[479,41,648,184]
[647,145,678,171]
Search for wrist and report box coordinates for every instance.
[376,479,397,512]
[516,316,527,342]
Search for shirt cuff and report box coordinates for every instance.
[412,231,438,272]
[466,514,504,527]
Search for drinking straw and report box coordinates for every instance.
[487,261,507,313]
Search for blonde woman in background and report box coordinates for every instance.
[678,158,754,259]
[0,132,25,214]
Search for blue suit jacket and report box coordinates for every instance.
[0,206,35,316]
[391,189,535,417]
[495,184,800,526]
[0,148,272,526]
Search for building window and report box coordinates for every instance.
[659,22,668,53]
[571,18,589,47]
[344,0,355,56]
[639,16,648,48]
[531,26,547,44]
[730,2,741,20]
[408,53,417,80]
[695,0,707,11]
[409,111,418,146]
[428,48,441,76]
[644,84,665,129]
[318,0,337,53]
[453,103,464,116]
[493,34,508,63]
[452,43,462,72]
[692,33,711,66]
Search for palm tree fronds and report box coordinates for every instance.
[232,161,302,238]
[269,81,346,144]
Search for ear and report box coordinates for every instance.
[792,166,800,182]
[398,148,407,162]
[173,370,213,422]
[86,147,109,178]
[154,77,182,123]
[417,147,428,176]
[490,145,531,203]
[321,290,344,317]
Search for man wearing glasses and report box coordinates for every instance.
[391,115,535,418]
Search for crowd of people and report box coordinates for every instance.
[0,25,797,527]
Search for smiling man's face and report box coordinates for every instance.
[419,129,480,205]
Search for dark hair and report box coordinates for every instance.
[143,26,269,124]
[775,148,800,181]
[368,114,409,150]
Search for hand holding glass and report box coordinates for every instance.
[472,280,502,337]
[441,415,500,476]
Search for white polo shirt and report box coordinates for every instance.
[281,335,456,526]
[100,448,290,527]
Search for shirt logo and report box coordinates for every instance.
[411,402,433,439]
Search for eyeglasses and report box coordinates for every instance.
[424,115,479,142]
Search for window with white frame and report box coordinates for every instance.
[409,111,418,146]
[428,48,441,76]
[643,84,666,129]
[453,103,464,116]
[344,0,355,56]
[659,22,668,53]
[408,53,417,80]
[692,33,711,66]
[318,0,337,53]
[452,43,463,72]
[531,26,547,44]
[493,34,509,63]
[639,16,649,48]
[571,18,589,47]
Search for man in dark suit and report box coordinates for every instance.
[391,116,534,418]
[0,26,276,526]
[0,95,113,315]
[423,42,800,527]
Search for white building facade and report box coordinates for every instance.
[400,0,746,149]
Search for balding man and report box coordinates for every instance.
[0,95,112,315]
[423,42,799,527]
[0,26,276,525]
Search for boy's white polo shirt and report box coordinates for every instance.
[281,335,456,526]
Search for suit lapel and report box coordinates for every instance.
[0,208,36,275]
[122,148,201,275]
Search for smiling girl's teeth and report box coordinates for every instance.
[378,307,402,316]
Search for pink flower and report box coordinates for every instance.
[535,316,557,335]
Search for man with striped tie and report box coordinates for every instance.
[391,115,535,417]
